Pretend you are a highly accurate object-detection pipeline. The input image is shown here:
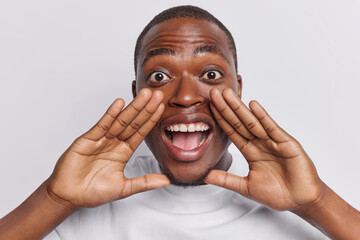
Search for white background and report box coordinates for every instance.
[0,0,359,218]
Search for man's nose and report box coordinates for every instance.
[168,75,205,108]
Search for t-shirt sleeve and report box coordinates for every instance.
[42,209,80,240]
[43,230,62,240]
[315,229,330,240]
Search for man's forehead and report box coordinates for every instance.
[140,18,230,55]
[140,44,230,69]
[138,18,232,67]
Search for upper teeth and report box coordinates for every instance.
[166,123,210,132]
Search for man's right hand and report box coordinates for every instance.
[47,88,170,209]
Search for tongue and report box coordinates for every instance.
[172,132,203,150]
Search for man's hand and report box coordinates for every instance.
[205,88,323,211]
[47,88,170,209]
[0,88,171,240]
[206,88,360,239]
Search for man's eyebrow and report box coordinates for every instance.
[141,48,175,67]
[193,45,230,64]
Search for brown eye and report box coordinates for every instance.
[148,71,170,82]
[201,70,222,80]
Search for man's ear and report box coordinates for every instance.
[237,74,243,99]
[132,80,137,98]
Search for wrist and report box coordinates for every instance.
[0,180,77,240]
[291,181,360,240]
[44,178,78,211]
[292,180,328,216]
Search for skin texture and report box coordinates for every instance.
[205,87,360,239]
[206,88,322,210]
[0,17,359,240]
[134,18,240,184]
[47,89,170,208]
[0,89,172,240]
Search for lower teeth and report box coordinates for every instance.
[198,135,206,147]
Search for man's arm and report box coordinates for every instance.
[205,87,360,240]
[0,89,170,240]
[0,181,76,240]
[294,183,360,240]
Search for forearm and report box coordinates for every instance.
[0,180,76,240]
[293,182,360,240]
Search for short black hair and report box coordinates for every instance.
[134,5,238,75]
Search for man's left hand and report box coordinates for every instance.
[205,88,324,211]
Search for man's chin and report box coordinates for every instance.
[160,166,212,188]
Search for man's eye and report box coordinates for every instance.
[201,70,222,80]
[148,72,171,82]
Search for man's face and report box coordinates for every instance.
[134,18,241,185]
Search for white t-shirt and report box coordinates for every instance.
[45,146,327,240]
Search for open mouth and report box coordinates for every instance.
[164,122,211,151]
[162,120,213,162]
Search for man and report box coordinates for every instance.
[0,5,359,240]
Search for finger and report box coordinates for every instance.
[205,170,249,197]
[120,174,170,198]
[126,103,165,151]
[118,90,164,140]
[83,98,125,141]
[106,88,152,139]
[249,100,291,143]
[210,103,249,151]
[210,88,254,140]
[222,88,268,140]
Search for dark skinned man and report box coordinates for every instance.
[1,5,359,240]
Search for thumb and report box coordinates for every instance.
[120,174,170,198]
[205,170,249,197]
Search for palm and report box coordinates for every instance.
[47,89,170,208]
[206,88,322,211]
[53,138,132,207]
